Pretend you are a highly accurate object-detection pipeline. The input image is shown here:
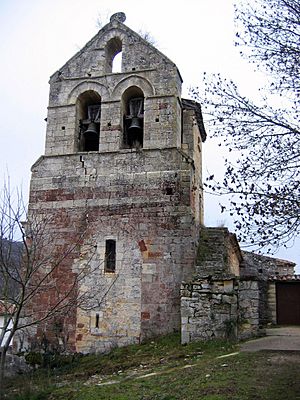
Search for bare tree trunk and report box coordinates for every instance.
[0,345,8,400]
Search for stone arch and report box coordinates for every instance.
[111,75,155,101]
[95,28,126,50]
[68,81,110,104]
[75,90,102,152]
[105,37,123,73]
[121,86,145,149]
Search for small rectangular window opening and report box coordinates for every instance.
[165,187,173,195]
[95,313,100,328]
[105,239,116,273]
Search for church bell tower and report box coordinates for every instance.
[28,13,206,353]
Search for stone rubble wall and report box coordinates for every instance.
[181,227,273,344]
[238,279,261,340]
[267,282,277,325]
[195,227,242,277]
[181,277,264,343]
[240,251,295,279]
[181,277,238,343]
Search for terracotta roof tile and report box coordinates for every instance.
[269,274,300,281]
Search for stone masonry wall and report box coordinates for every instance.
[267,282,277,325]
[45,17,183,157]
[241,251,295,279]
[181,277,264,343]
[181,277,238,343]
[181,227,264,344]
[29,147,199,353]
[238,280,261,340]
[27,14,204,353]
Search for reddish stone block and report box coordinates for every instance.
[138,240,147,252]
[159,102,168,110]
[141,311,150,320]
[148,252,162,259]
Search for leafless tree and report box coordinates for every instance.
[0,183,119,393]
[191,0,300,251]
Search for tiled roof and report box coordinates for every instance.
[269,274,300,281]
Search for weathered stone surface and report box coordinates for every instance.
[24,15,205,354]
[195,227,242,278]
[181,276,239,341]
[241,251,295,279]
[180,227,295,344]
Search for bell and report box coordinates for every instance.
[128,117,142,131]
[84,122,98,137]
[83,122,99,151]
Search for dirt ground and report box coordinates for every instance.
[240,326,300,352]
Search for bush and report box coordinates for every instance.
[25,352,81,369]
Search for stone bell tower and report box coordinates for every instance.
[27,13,206,353]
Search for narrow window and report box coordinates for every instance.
[95,313,100,328]
[104,239,116,273]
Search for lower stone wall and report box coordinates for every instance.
[181,277,239,343]
[180,227,294,344]
[267,282,277,324]
[181,277,264,343]
[238,280,260,340]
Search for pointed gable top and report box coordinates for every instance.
[50,12,182,83]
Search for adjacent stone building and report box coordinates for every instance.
[181,227,296,343]
[26,13,206,353]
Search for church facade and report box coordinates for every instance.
[26,13,206,353]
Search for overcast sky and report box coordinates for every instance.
[0,0,299,270]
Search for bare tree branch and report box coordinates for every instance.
[191,0,300,251]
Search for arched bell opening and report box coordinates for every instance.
[76,91,101,152]
[122,86,144,149]
[105,37,122,73]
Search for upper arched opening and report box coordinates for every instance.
[76,90,101,152]
[122,86,144,149]
[105,37,122,73]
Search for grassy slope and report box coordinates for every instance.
[4,334,300,400]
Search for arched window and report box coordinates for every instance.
[76,91,101,152]
[105,37,122,73]
[122,87,144,149]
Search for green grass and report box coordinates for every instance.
[4,334,300,400]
